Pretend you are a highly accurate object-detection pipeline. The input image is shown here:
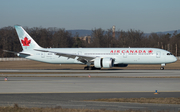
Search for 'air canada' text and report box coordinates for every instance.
[110,50,153,54]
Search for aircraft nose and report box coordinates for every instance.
[173,56,177,62]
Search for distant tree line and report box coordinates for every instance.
[0,26,180,57]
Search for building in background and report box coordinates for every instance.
[79,36,91,44]
[112,25,115,38]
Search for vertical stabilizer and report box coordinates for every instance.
[15,25,41,51]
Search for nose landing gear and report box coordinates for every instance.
[160,63,165,70]
[160,67,164,70]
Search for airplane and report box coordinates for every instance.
[4,25,177,70]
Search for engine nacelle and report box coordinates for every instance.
[94,58,114,68]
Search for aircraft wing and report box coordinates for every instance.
[34,49,96,64]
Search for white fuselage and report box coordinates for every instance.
[19,48,177,65]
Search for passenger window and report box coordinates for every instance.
[167,53,172,55]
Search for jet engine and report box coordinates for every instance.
[94,58,114,68]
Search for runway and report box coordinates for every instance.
[0,77,180,93]
[0,93,180,111]
[0,70,180,111]
[1,69,180,78]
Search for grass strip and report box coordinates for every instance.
[0,104,153,112]
[92,97,180,104]
[1,75,180,78]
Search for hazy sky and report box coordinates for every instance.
[0,0,180,33]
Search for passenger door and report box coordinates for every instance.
[41,52,45,58]
[78,51,82,55]
[156,51,161,58]
[123,53,127,58]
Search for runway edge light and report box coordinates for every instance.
[154,90,158,94]
[4,77,8,81]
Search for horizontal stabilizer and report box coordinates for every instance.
[19,52,31,56]
[3,50,18,54]
[3,50,31,56]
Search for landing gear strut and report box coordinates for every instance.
[160,63,165,70]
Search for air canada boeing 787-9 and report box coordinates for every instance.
[4,26,177,70]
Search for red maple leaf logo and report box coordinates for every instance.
[21,37,31,46]
[148,50,153,53]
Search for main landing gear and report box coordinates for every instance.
[84,66,89,70]
[84,66,101,70]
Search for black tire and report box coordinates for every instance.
[84,66,87,70]
[91,66,95,70]
[160,67,164,70]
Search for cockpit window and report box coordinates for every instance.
[167,53,172,55]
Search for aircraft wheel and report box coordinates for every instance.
[91,66,101,70]
[84,66,87,70]
[91,66,95,70]
[95,67,101,70]
[84,66,90,70]
[160,67,164,70]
